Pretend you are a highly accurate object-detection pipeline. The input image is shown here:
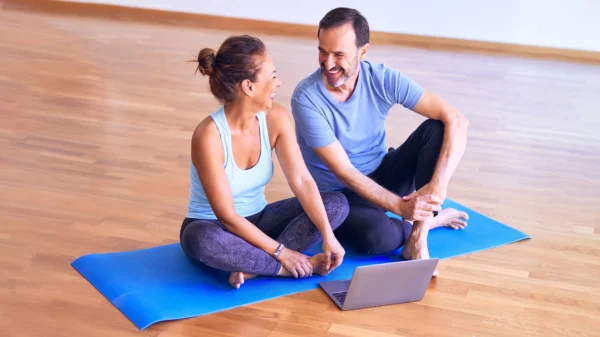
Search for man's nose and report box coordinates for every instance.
[324,55,335,70]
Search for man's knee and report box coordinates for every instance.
[421,119,444,140]
[359,229,402,255]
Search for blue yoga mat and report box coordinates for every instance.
[72,199,530,330]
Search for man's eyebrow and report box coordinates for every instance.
[318,47,344,54]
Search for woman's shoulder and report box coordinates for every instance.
[191,115,222,152]
[264,102,295,148]
[193,115,218,137]
[265,102,292,128]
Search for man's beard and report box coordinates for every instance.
[321,56,358,88]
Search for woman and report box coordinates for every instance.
[181,35,350,289]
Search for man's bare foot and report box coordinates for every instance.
[402,216,443,277]
[429,208,469,230]
[399,208,468,277]
[228,271,256,289]
[401,236,439,277]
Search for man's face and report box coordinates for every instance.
[318,23,365,87]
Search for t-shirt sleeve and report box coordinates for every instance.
[382,66,424,110]
[291,98,336,149]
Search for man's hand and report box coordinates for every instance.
[404,181,447,202]
[398,188,444,221]
[322,235,345,273]
[276,248,313,278]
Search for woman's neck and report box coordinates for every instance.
[223,99,259,132]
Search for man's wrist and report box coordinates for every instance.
[395,195,407,218]
[431,175,448,189]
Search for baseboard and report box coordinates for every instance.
[5,0,600,64]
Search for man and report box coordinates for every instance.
[290,7,470,276]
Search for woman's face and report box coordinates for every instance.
[251,55,281,111]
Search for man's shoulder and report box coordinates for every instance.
[360,60,394,81]
[360,60,424,109]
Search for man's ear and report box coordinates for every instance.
[241,79,254,97]
[359,43,369,60]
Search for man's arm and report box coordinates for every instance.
[313,140,441,221]
[291,98,440,221]
[290,98,403,214]
[382,66,469,200]
[313,141,401,211]
[410,90,469,197]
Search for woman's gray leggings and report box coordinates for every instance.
[180,192,349,276]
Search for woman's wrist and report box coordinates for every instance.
[321,226,335,240]
[273,242,285,260]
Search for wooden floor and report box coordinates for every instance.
[1,2,600,337]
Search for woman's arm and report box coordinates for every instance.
[267,103,345,270]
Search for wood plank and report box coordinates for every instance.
[1,1,599,337]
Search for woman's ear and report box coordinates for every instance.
[241,79,254,98]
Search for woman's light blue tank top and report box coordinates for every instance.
[187,107,274,219]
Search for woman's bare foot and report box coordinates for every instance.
[276,253,331,278]
[309,253,331,276]
[228,271,256,289]
[429,208,469,230]
[229,252,334,288]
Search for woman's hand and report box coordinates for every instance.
[276,247,313,278]
[322,235,345,273]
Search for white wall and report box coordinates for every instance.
[63,0,600,52]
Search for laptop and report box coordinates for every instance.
[319,258,439,311]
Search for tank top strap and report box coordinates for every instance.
[256,111,271,152]
[209,107,231,167]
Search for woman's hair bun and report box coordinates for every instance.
[196,48,216,76]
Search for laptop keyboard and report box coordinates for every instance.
[333,291,347,304]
